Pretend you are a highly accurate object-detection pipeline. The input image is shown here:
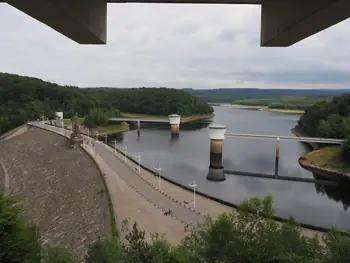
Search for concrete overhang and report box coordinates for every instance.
[2,0,350,47]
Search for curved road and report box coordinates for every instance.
[94,142,204,225]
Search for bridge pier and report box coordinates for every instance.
[275,137,280,177]
[207,125,227,181]
[137,120,140,137]
[168,114,181,138]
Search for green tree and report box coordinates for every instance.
[0,192,41,263]
[85,237,123,263]
[42,246,79,263]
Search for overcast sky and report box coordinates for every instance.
[0,3,349,89]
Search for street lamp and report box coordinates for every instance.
[153,164,162,189]
[134,153,141,174]
[122,145,128,162]
[188,180,198,209]
[111,139,117,154]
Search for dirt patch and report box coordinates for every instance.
[0,127,111,258]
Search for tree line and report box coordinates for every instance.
[233,96,333,110]
[298,94,350,139]
[2,191,350,263]
[0,73,213,135]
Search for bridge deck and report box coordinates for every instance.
[225,133,343,144]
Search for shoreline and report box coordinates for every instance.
[222,104,304,114]
[292,126,350,181]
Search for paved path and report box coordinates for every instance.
[94,142,204,225]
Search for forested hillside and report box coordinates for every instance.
[0,73,97,134]
[298,94,350,139]
[0,73,213,135]
[83,88,213,116]
[186,88,347,103]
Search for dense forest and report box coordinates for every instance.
[2,192,350,263]
[298,94,350,139]
[0,73,213,135]
[234,96,332,110]
[186,88,347,103]
[83,87,213,116]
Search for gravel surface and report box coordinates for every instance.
[0,127,111,258]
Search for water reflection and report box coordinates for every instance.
[314,173,350,211]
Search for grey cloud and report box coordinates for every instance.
[0,3,350,89]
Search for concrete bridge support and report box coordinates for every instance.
[6,0,107,44]
[207,125,227,181]
[137,120,140,137]
[261,0,350,47]
[168,114,181,138]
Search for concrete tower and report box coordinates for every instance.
[207,124,227,181]
[168,114,181,138]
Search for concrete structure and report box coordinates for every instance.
[168,114,181,138]
[55,112,63,120]
[137,120,140,137]
[55,112,63,127]
[3,0,350,46]
[207,124,227,181]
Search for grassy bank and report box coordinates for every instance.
[223,104,304,114]
[63,118,84,125]
[302,146,350,173]
[181,114,215,123]
[259,107,305,114]
[92,122,129,136]
[120,112,167,119]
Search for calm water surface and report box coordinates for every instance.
[107,106,350,231]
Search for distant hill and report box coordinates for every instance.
[184,88,349,103]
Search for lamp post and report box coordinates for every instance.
[189,180,198,209]
[123,145,128,162]
[111,139,117,154]
[104,134,108,145]
[153,164,162,189]
[134,153,141,174]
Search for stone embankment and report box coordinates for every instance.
[0,126,111,258]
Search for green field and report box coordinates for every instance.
[233,96,332,111]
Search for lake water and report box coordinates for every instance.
[107,106,350,231]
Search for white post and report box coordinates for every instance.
[114,140,117,154]
[134,153,141,174]
[189,180,198,209]
[123,146,128,162]
[87,128,89,138]
[104,135,108,145]
[153,165,162,189]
